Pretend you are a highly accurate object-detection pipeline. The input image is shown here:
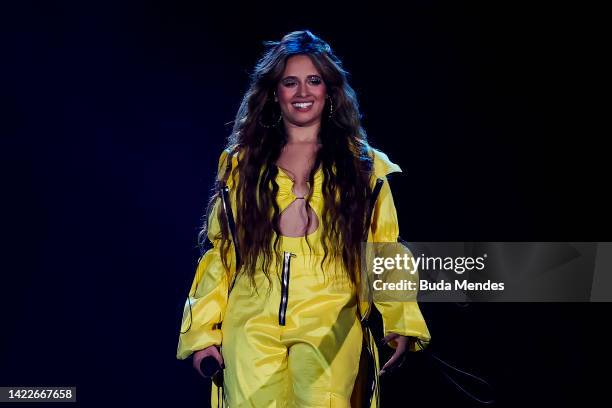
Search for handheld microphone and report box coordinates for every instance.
[200,356,224,387]
[200,356,221,376]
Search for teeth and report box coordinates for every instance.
[292,102,313,108]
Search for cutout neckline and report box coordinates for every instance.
[274,163,321,238]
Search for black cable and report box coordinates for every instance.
[416,339,495,405]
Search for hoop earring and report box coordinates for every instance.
[327,95,334,119]
[258,111,283,128]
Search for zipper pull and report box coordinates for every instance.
[282,251,296,264]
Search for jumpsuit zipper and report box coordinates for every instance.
[278,251,296,326]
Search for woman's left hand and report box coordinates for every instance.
[379,333,415,376]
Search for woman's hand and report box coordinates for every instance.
[379,333,415,376]
[192,345,225,378]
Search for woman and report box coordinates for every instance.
[177,30,431,408]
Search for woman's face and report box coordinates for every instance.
[276,54,327,128]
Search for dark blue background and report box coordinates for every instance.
[2,1,607,407]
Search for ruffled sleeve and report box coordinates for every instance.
[176,149,234,360]
[369,148,432,352]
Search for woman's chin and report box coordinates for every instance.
[285,114,323,127]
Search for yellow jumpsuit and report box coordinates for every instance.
[177,148,431,408]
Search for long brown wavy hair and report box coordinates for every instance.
[199,30,375,289]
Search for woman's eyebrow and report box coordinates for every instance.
[281,74,321,81]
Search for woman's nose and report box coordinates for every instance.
[296,82,309,97]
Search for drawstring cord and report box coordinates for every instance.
[218,382,223,408]
[416,339,495,405]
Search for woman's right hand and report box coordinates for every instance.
[192,345,225,378]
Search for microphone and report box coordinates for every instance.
[200,356,222,377]
[200,356,224,387]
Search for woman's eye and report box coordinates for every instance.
[283,81,297,87]
[309,77,322,85]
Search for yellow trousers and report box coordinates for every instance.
[220,235,363,407]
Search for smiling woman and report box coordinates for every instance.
[176,30,431,408]
[275,55,328,127]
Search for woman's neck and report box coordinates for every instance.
[283,121,321,144]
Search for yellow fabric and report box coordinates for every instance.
[177,147,431,407]
[365,150,431,352]
[221,237,362,407]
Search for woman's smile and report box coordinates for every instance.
[292,101,314,111]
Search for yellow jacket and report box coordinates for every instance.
[177,147,431,406]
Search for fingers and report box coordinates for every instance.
[209,345,225,368]
[397,355,407,368]
[192,345,225,378]
[381,333,400,346]
[192,353,206,378]
[380,349,401,375]
[380,336,408,376]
